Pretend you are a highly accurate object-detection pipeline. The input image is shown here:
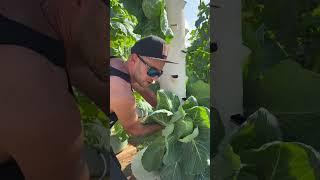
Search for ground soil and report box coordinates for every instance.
[116,144,138,180]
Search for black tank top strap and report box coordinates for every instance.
[0,14,74,95]
[110,66,131,83]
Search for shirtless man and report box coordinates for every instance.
[110,35,177,178]
[0,0,107,179]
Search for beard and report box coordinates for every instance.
[132,72,150,88]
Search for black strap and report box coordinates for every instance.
[110,67,131,83]
[0,14,74,95]
[0,14,65,67]
[0,159,25,180]
[109,112,118,128]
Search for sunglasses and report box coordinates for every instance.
[137,55,163,77]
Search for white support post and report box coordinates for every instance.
[211,0,251,133]
[159,0,188,100]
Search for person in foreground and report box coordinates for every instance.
[110,35,177,179]
[0,0,107,179]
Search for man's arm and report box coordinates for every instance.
[131,82,157,107]
[111,79,162,137]
[0,46,89,180]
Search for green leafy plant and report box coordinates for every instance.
[213,108,320,179]
[186,1,210,84]
[242,0,320,152]
[121,0,174,43]
[132,90,210,180]
[74,89,109,152]
[110,0,140,58]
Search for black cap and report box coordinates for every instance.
[131,35,177,64]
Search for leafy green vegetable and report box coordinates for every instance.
[74,89,109,152]
[187,80,210,107]
[212,144,241,180]
[230,108,282,155]
[240,142,320,179]
[182,96,198,110]
[175,119,194,138]
[135,91,153,118]
[141,137,165,171]
[83,119,109,153]
[156,89,180,112]
[244,60,320,150]
[186,1,210,84]
[132,90,210,180]
[145,109,173,126]
[111,121,129,142]
[122,0,173,43]
[214,108,320,179]
[111,0,139,58]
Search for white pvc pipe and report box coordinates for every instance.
[211,0,251,133]
[159,0,187,100]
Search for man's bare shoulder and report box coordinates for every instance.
[0,45,69,95]
[110,76,134,105]
[0,45,81,140]
[110,62,131,96]
[110,65,135,112]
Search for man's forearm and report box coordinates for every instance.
[132,83,157,107]
[127,123,162,137]
[139,89,157,107]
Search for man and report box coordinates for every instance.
[0,0,107,179]
[110,35,177,178]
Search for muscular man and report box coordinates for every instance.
[110,35,177,178]
[0,0,107,179]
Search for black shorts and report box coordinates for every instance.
[110,150,127,180]
[0,151,126,180]
[0,159,24,180]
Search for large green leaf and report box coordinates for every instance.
[160,7,174,42]
[188,80,210,107]
[131,147,161,180]
[156,89,173,111]
[162,123,174,137]
[182,96,199,110]
[180,127,210,175]
[133,90,210,179]
[230,108,282,155]
[240,141,320,179]
[212,144,241,180]
[162,133,183,166]
[178,127,199,143]
[135,92,153,118]
[244,60,320,150]
[175,119,194,139]
[142,0,163,19]
[170,106,186,123]
[185,106,210,128]
[141,138,165,171]
[144,109,173,126]
[160,162,183,180]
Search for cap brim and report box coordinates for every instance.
[151,57,179,64]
